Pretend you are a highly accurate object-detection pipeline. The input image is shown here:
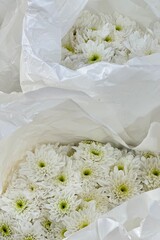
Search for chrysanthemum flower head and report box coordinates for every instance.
[54,222,67,240]
[46,190,81,222]
[140,157,160,191]
[0,191,40,221]
[140,151,158,160]
[79,186,110,213]
[50,159,81,192]
[19,144,65,183]
[74,160,104,188]
[80,40,114,64]
[75,10,103,30]
[125,32,160,58]
[102,167,142,205]
[64,202,98,237]
[16,222,43,240]
[111,12,137,38]
[110,154,140,174]
[0,213,17,239]
[74,141,117,165]
[62,34,75,55]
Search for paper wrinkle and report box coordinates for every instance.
[0,0,27,93]
[144,0,160,18]
[20,0,160,93]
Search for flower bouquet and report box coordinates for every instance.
[61,10,160,69]
[21,0,160,93]
[0,88,160,239]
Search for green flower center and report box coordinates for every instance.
[115,25,122,31]
[118,184,128,194]
[84,196,94,202]
[145,50,152,55]
[30,186,35,191]
[58,175,66,183]
[64,44,74,53]
[90,149,101,156]
[143,152,156,158]
[29,184,36,192]
[59,200,69,213]
[42,219,52,231]
[78,221,89,230]
[0,224,12,237]
[90,27,97,31]
[38,160,46,168]
[61,228,67,238]
[88,53,102,64]
[67,148,75,157]
[105,36,113,42]
[151,168,160,177]
[23,235,37,240]
[82,168,92,177]
[76,205,84,211]
[117,165,124,171]
[14,198,28,213]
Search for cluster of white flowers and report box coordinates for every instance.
[0,141,160,239]
[61,10,160,69]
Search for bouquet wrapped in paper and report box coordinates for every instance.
[21,0,160,94]
[0,85,160,239]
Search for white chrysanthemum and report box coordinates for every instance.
[102,167,142,205]
[46,190,81,222]
[16,222,43,240]
[74,141,118,165]
[54,222,67,240]
[80,40,114,64]
[112,49,129,64]
[125,31,160,58]
[73,28,100,53]
[75,10,104,30]
[78,186,110,213]
[140,157,160,191]
[35,214,55,239]
[53,144,76,157]
[61,53,86,70]
[62,33,75,58]
[7,176,47,201]
[110,154,140,174]
[0,191,40,221]
[63,203,99,237]
[41,216,54,232]
[137,151,158,160]
[19,144,65,183]
[96,23,114,40]
[0,213,17,239]
[109,12,137,39]
[76,160,104,187]
[49,159,81,193]
[61,56,78,70]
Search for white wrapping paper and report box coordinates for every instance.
[0,0,27,93]
[21,0,160,93]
